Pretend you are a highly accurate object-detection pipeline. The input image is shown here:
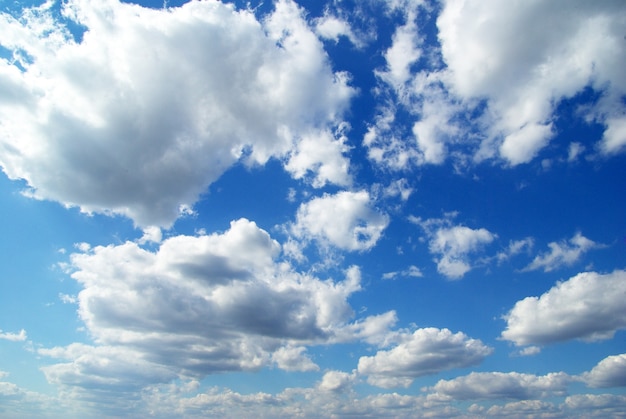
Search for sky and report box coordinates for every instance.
[0,0,625,417]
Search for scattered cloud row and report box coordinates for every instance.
[2,351,625,418]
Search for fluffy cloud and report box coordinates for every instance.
[428,371,572,401]
[271,346,319,372]
[378,10,421,89]
[314,13,364,48]
[0,0,354,227]
[564,394,626,416]
[364,0,626,170]
[438,0,626,165]
[523,232,601,272]
[0,328,27,341]
[583,353,626,388]
[411,215,495,279]
[290,190,390,252]
[502,269,626,346]
[357,328,492,388]
[40,219,397,398]
[317,370,355,393]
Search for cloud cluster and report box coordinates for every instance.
[0,0,354,227]
[40,219,400,399]
[364,0,626,171]
[438,0,626,164]
[428,371,572,401]
[357,328,492,388]
[502,269,626,346]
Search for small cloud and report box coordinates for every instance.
[522,232,602,272]
[411,213,495,279]
[272,346,319,372]
[496,238,534,263]
[59,293,77,304]
[382,265,423,280]
[567,142,585,162]
[516,346,541,357]
[0,329,27,342]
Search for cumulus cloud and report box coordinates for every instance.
[364,0,626,170]
[317,370,355,393]
[427,371,572,401]
[583,353,626,388]
[0,372,62,418]
[139,380,446,419]
[40,219,396,398]
[502,269,626,346]
[271,346,319,372]
[357,328,492,388]
[290,190,390,252]
[483,400,559,417]
[564,393,626,415]
[411,214,495,279]
[0,0,354,227]
[438,0,626,165]
[523,232,601,272]
[0,328,27,341]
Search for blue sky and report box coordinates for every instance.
[0,0,625,417]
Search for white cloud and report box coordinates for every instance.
[382,265,422,280]
[58,293,77,304]
[427,371,571,401]
[271,346,319,372]
[314,14,364,48]
[438,0,626,165]
[523,232,600,272]
[0,328,27,341]
[357,328,492,388]
[496,237,534,264]
[378,11,421,89]
[583,353,626,388]
[366,0,626,170]
[601,117,626,154]
[290,190,389,252]
[284,125,352,188]
[484,400,559,417]
[139,380,448,419]
[39,219,400,399]
[0,0,354,227]
[382,178,413,201]
[565,393,626,415]
[317,370,355,393]
[363,105,421,171]
[567,142,585,162]
[502,269,626,346]
[412,215,495,279]
[516,346,541,357]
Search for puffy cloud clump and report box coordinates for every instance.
[0,0,354,227]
